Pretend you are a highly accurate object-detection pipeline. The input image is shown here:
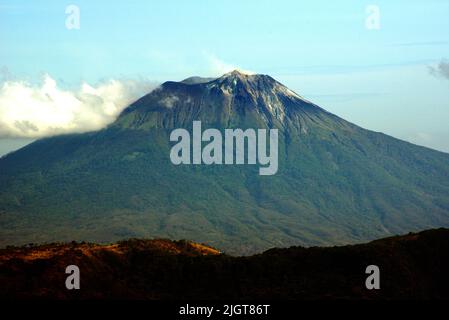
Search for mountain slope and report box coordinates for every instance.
[1,71,449,254]
[1,228,449,299]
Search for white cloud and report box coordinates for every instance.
[0,75,157,138]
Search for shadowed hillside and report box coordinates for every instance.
[1,228,448,300]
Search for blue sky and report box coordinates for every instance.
[1,0,449,154]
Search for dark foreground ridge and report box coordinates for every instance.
[1,228,448,300]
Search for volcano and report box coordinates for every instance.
[1,70,449,255]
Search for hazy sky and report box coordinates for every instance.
[1,0,448,155]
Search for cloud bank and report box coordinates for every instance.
[0,75,157,138]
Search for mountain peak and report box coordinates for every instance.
[211,70,303,104]
[219,70,266,83]
[214,70,273,87]
[119,70,310,128]
[222,69,253,77]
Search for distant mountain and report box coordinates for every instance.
[1,228,448,299]
[1,70,449,254]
